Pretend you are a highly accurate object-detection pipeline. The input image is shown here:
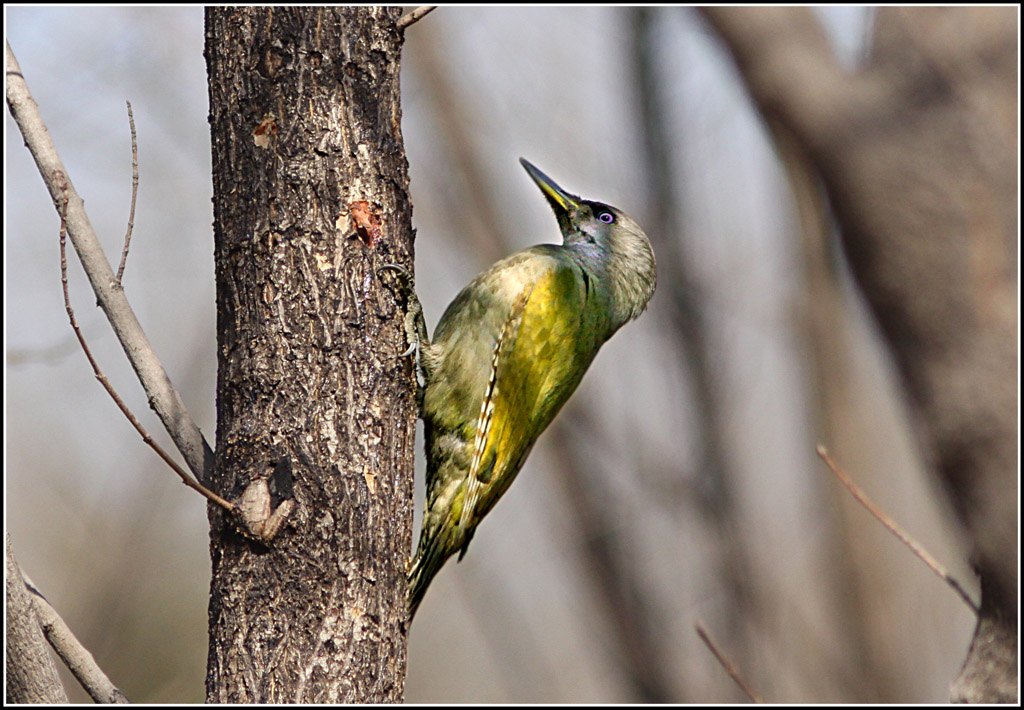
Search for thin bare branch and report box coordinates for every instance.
[695,621,764,703]
[6,40,215,482]
[396,6,436,31]
[56,181,234,511]
[816,445,980,615]
[116,100,139,284]
[20,568,130,704]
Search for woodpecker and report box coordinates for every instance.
[406,158,656,620]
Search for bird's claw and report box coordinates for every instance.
[378,263,414,291]
[379,262,429,372]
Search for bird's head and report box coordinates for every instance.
[520,157,656,322]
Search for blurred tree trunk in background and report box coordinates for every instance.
[703,6,1018,702]
[205,7,416,702]
[624,8,758,699]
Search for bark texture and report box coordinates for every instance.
[6,536,69,704]
[204,7,416,702]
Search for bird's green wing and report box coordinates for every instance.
[457,260,590,538]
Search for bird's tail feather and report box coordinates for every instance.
[407,527,450,621]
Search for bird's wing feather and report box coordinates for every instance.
[457,260,588,538]
[458,283,532,537]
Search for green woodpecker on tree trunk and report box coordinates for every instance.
[406,158,656,620]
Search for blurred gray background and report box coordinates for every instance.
[6,6,977,703]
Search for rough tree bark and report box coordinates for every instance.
[702,7,1017,703]
[204,7,416,702]
[6,536,69,704]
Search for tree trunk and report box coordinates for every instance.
[204,7,416,702]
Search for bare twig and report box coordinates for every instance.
[116,100,139,285]
[695,622,764,703]
[20,568,130,704]
[816,445,980,615]
[396,6,436,31]
[6,40,215,482]
[56,179,233,511]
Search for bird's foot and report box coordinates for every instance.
[378,264,429,405]
[378,263,428,356]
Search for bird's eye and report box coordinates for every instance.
[598,211,614,224]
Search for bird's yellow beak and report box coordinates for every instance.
[520,158,580,213]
